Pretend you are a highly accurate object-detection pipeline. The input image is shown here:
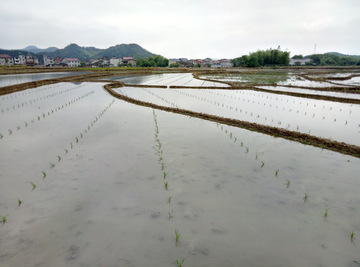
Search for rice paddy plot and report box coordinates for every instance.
[256,86,360,100]
[0,72,90,88]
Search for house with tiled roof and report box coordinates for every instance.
[0,54,14,66]
[61,58,80,67]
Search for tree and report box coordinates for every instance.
[194,63,201,68]
[80,62,85,67]
[292,55,303,59]
[247,54,259,67]
[170,62,180,68]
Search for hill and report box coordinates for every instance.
[40,43,156,60]
[327,52,360,59]
[22,45,59,53]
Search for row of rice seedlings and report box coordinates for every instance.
[175,89,357,128]
[0,100,116,232]
[142,88,179,108]
[0,83,88,114]
[0,91,95,139]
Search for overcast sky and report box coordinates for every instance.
[1,0,359,58]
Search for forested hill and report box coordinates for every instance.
[40,43,156,60]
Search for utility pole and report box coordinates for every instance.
[314,44,316,55]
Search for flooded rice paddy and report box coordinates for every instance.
[0,70,360,267]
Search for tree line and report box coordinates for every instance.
[136,55,169,67]
[231,46,290,67]
[292,53,360,66]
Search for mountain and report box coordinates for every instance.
[22,45,59,53]
[40,43,156,61]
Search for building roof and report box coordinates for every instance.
[213,60,221,64]
[0,54,13,58]
[64,58,80,61]
[123,57,133,60]
[180,58,188,62]
[169,59,180,62]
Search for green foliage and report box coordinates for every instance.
[176,258,185,267]
[170,62,180,68]
[292,55,303,59]
[232,46,290,67]
[136,55,169,67]
[194,63,201,68]
[307,53,360,66]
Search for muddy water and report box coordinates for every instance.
[0,80,360,267]
[0,72,90,88]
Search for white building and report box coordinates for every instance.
[14,55,26,65]
[110,57,122,67]
[62,58,80,67]
[43,55,54,67]
[0,54,14,66]
[289,58,311,66]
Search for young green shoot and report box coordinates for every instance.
[245,147,249,153]
[240,142,243,147]
[17,198,22,206]
[175,229,180,241]
[163,172,168,179]
[164,181,168,190]
[303,193,310,204]
[80,133,83,138]
[0,133,3,139]
[275,169,279,178]
[255,153,258,160]
[42,171,46,178]
[76,137,78,143]
[8,129,12,135]
[176,259,185,267]
[0,215,6,224]
[64,149,68,154]
[261,161,265,168]
[31,182,36,190]
[50,162,55,168]
[323,208,329,220]
[167,195,173,207]
[351,231,356,246]
[58,156,61,162]
[285,179,291,189]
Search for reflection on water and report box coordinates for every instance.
[0,72,90,87]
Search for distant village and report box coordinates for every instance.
[0,53,237,68]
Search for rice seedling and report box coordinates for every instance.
[64,149,68,154]
[50,162,55,168]
[161,162,165,171]
[164,181,169,190]
[323,208,329,220]
[42,113,45,118]
[168,211,174,221]
[0,133,3,139]
[261,161,265,168]
[245,147,249,153]
[17,198,22,206]
[0,215,6,224]
[42,171,46,178]
[70,143,73,148]
[25,122,28,127]
[80,133,83,138]
[31,182,36,190]
[240,142,244,147]
[351,231,356,246]
[275,169,279,177]
[58,156,61,162]
[234,137,237,142]
[285,179,291,189]
[167,195,172,206]
[176,259,185,267]
[303,193,310,204]
[31,119,34,123]
[175,229,180,241]
[255,153,258,160]
[8,129,12,134]
[163,172,168,179]
[76,137,78,143]
[38,116,40,121]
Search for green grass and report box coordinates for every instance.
[176,258,185,267]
